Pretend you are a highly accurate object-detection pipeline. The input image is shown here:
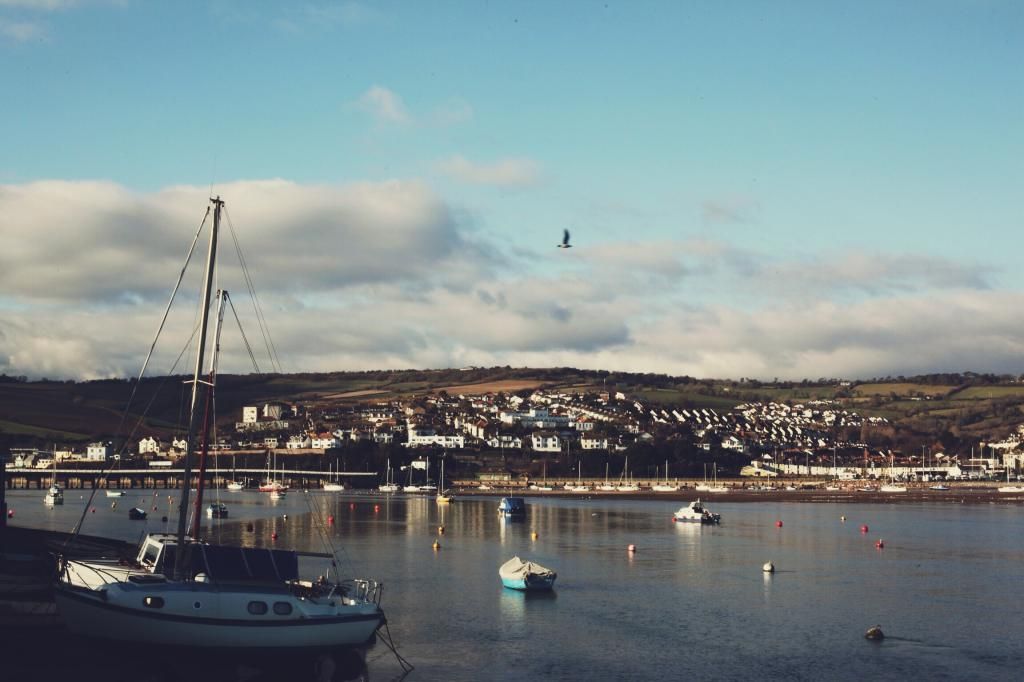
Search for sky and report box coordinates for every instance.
[1,0,1022,381]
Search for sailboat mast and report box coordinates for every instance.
[190,289,227,540]
[174,196,222,580]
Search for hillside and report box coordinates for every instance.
[1,370,1023,453]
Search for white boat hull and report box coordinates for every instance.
[55,581,382,649]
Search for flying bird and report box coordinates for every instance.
[557,229,572,248]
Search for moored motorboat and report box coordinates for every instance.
[226,481,245,491]
[43,485,63,506]
[672,499,721,524]
[499,556,557,591]
[498,497,526,517]
[127,507,147,520]
[206,502,228,518]
[105,490,126,498]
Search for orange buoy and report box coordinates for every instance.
[775,520,783,528]
[861,524,869,533]
[628,544,637,553]
[531,531,538,540]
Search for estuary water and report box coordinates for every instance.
[5,489,1024,680]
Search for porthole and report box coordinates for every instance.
[273,601,293,615]
[193,601,202,609]
[247,601,268,615]
[143,596,164,609]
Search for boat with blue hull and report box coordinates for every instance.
[499,556,556,591]
[497,497,526,517]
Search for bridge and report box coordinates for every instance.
[3,468,378,491]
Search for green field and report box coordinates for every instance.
[853,383,956,397]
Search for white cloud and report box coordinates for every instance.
[436,155,541,187]
[355,85,411,125]
[0,0,76,9]
[0,18,44,41]
[0,179,1015,381]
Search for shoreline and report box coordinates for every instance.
[445,485,1024,505]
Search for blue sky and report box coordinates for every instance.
[1,1,1022,380]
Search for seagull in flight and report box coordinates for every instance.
[557,229,572,248]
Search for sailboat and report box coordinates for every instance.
[43,450,63,506]
[879,453,907,492]
[704,461,728,493]
[258,451,288,495]
[652,459,679,492]
[226,454,244,491]
[616,456,640,492]
[597,461,616,492]
[378,458,400,493]
[55,197,384,649]
[998,465,1024,493]
[436,456,453,504]
[530,460,553,491]
[565,460,589,492]
[323,459,346,492]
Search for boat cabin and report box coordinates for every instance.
[136,534,300,583]
[498,497,526,515]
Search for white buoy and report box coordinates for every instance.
[763,561,775,573]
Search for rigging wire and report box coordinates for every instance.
[66,206,210,544]
[227,293,262,373]
[114,205,210,443]
[222,206,283,373]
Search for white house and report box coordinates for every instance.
[580,435,609,450]
[242,406,259,424]
[139,437,160,455]
[573,418,595,432]
[86,442,110,461]
[487,435,523,449]
[263,403,285,420]
[531,434,561,452]
[311,434,340,449]
[263,436,279,448]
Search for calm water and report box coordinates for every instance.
[5,489,1024,680]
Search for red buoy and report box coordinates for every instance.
[876,539,885,549]
[349,503,355,510]
[328,515,334,525]
[861,524,869,533]
[628,544,637,553]
[775,520,783,528]
[271,532,278,541]
[7,509,13,518]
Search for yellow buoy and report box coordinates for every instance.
[763,561,775,573]
[531,531,538,540]
[432,540,441,551]
[438,525,445,535]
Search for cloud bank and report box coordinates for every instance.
[0,179,1014,381]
